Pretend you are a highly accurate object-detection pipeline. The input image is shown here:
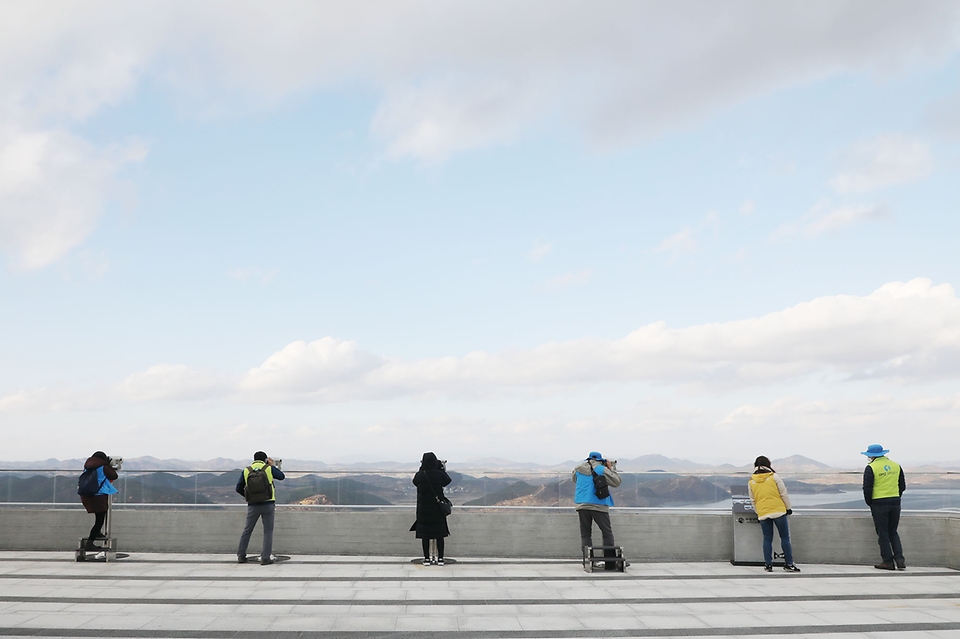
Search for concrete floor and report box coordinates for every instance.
[0,552,958,638]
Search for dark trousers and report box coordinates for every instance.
[870,500,904,565]
[579,509,616,569]
[237,501,275,562]
[88,511,107,539]
[421,538,445,559]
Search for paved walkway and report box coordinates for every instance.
[0,552,958,638]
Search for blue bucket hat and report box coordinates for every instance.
[861,444,889,457]
[587,451,603,461]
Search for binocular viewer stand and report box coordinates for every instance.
[582,545,627,572]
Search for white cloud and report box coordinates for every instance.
[771,202,888,241]
[526,240,553,262]
[654,211,718,262]
[239,338,386,401]
[715,393,960,464]
[116,364,230,402]
[830,134,934,194]
[2,2,958,160]
[2,2,958,267]
[2,277,951,412]
[0,128,147,269]
[654,226,697,262]
[216,278,960,397]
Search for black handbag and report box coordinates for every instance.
[424,471,453,516]
[591,465,610,499]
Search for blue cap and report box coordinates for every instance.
[587,451,603,460]
[861,444,889,457]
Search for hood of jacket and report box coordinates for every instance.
[751,469,773,483]
[574,460,600,476]
[84,456,107,470]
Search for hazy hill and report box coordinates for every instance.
[2,453,951,474]
[620,454,711,472]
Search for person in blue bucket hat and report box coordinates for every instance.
[862,444,906,570]
[573,451,622,570]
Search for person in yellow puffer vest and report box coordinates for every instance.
[862,444,906,571]
[748,456,800,573]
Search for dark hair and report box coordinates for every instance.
[754,455,774,471]
[92,451,108,461]
[254,451,267,461]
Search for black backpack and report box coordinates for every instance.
[77,467,105,497]
[590,465,610,499]
[244,465,272,503]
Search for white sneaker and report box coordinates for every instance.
[437,559,445,566]
[422,558,431,566]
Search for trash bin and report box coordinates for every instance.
[731,485,783,566]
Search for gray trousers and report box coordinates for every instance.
[579,509,617,569]
[237,501,275,561]
[578,509,614,548]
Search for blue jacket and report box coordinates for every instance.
[573,460,619,508]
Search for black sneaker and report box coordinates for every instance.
[764,565,773,572]
[237,556,247,564]
[783,564,801,572]
[896,561,906,571]
[874,563,896,571]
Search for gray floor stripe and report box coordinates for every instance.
[2,592,960,606]
[1,570,956,582]
[0,622,959,637]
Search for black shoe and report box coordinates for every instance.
[237,556,247,564]
[896,560,906,571]
[783,564,801,573]
[764,565,773,572]
[261,559,275,565]
[874,563,896,571]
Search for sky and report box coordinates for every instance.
[2,1,960,468]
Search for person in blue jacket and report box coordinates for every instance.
[79,451,119,549]
[573,451,622,569]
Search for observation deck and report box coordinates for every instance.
[1,551,959,638]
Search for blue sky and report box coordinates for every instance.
[2,2,959,467]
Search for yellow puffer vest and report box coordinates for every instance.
[749,471,786,519]
[869,457,901,500]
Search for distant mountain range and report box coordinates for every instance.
[2,453,957,472]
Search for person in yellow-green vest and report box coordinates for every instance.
[748,456,800,573]
[235,451,285,565]
[862,444,906,571]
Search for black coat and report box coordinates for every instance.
[410,468,451,539]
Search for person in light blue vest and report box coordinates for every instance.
[862,444,906,571]
[573,451,622,570]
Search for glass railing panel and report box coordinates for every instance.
[0,468,957,511]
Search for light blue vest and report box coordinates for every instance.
[574,464,614,507]
[95,466,118,495]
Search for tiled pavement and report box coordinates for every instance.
[0,552,958,638]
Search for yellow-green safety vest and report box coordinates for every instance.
[243,461,276,502]
[869,457,901,500]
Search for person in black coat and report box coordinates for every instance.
[410,452,451,565]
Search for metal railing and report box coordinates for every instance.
[1,468,958,511]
